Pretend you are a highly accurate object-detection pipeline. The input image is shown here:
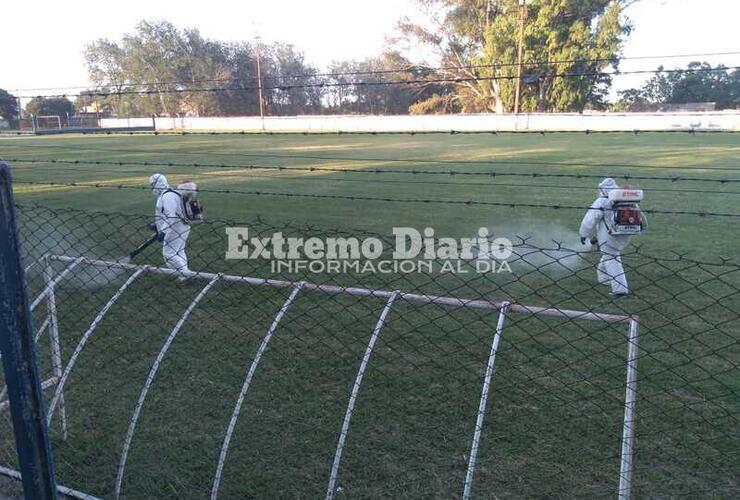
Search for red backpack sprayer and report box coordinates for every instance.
[584,185,647,246]
[605,187,646,236]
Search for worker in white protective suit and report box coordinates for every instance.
[579,178,631,296]
[149,173,192,277]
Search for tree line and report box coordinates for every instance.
[615,62,740,111]
[76,1,633,116]
[75,20,447,117]
[1,1,738,120]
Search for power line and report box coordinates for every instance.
[5,157,740,184]
[10,179,740,217]
[12,50,740,93]
[19,66,740,100]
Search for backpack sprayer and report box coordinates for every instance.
[605,188,645,235]
[177,181,205,223]
[128,181,205,260]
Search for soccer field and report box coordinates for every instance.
[2,132,739,257]
[0,132,738,498]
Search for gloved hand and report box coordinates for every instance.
[156,231,166,242]
[147,222,157,231]
[580,237,587,245]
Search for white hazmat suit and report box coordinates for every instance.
[149,173,191,276]
[579,178,630,295]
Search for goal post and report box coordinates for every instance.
[33,115,62,131]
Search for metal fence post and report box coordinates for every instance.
[0,160,58,499]
[618,317,640,500]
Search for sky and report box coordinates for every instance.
[1,0,739,99]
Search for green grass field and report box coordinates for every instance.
[0,132,738,498]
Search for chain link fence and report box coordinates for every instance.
[0,199,738,499]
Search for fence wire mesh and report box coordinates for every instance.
[0,200,737,499]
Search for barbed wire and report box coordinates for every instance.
[4,143,740,173]
[12,50,740,93]
[11,179,740,218]
[21,66,740,100]
[10,162,740,197]
[6,157,740,185]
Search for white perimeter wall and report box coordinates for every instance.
[101,112,740,133]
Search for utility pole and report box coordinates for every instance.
[513,0,530,114]
[255,36,265,119]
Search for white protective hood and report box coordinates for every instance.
[149,173,169,197]
[598,177,619,197]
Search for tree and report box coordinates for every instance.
[261,43,323,115]
[25,97,75,118]
[409,93,460,114]
[325,52,443,115]
[85,20,214,116]
[616,62,740,110]
[0,89,19,120]
[394,0,633,113]
[84,20,322,117]
[667,63,739,109]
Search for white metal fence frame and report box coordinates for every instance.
[0,256,80,424]
[1,254,641,499]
